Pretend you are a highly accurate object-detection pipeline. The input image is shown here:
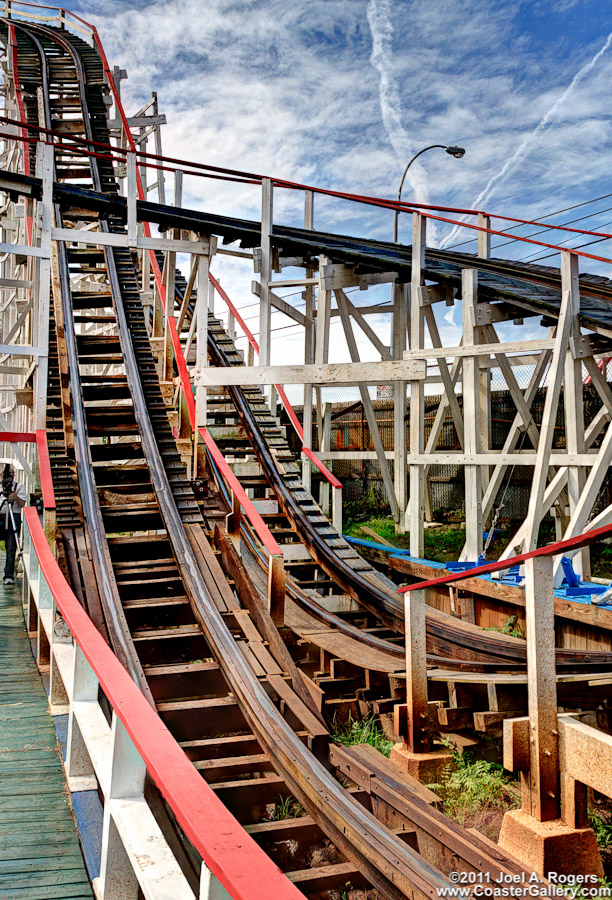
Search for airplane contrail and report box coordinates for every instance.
[441,29,612,249]
[366,0,438,241]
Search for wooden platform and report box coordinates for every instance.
[0,580,93,900]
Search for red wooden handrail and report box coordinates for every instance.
[0,429,55,509]
[302,447,342,489]
[35,429,55,509]
[0,430,35,442]
[199,427,282,557]
[398,520,612,594]
[23,506,300,899]
[167,316,196,429]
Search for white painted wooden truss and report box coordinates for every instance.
[21,513,231,900]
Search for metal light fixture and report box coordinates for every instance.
[393,143,466,241]
[445,145,465,158]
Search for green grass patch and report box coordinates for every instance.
[332,713,393,757]
[270,795,305,820]
[345,515,511,563]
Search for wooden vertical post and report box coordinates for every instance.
[409,214,426,558]
[319,402,331,515]
[259,178,273,413]
[126,151,138,247]
[562,252,589,579]
[34,141,52,431]
[302,191,315,493]
[193,249,210,477]
[268,554,285,627]
[315,255,332,465]
[404,588,429,753]
[394,283,408,532]
[523,256,575,552]
[162,169,182,383]
[462,269,483,560]
[523,556,560,822]
[477,214,492,497]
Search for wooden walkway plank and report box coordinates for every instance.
[0,580,93,900]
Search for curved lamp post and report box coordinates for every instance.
[393,144,465,242]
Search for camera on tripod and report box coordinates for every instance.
[1,463,14,501]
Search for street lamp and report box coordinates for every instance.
[393,144,465,242]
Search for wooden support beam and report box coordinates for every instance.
[523,266,575,553]
[461,269,483,560]
[408,214,426,557]
[562,253,589,578]
[394,283,408,532]
[302,191,315,494]
[259,177,273,371]
[404,589,429,753]
[523,556,560,822]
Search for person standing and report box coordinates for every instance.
[0,464,26,585]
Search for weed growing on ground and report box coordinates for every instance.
[332,713,393,758]
[591,810,612,851]
[484,615,525,639]
[430,745,519,838]
[270,795,305,820]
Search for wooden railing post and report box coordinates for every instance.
[331,484,342,534]
[268,553,285,627]
[403,588,429,753]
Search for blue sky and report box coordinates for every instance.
[44,1,612,368]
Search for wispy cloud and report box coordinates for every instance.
[441,26,612,248]
[366,0,430,207]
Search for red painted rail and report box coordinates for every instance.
[35,429,55,509]
[23,506,299,899]
[302,447,342,489]
[199,427,282,557]
[398,520,612,594]
[0,429,55,509]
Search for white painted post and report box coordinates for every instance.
[319,402,331,515]
[98,715,147,900]
[477,214,492,495]
[260,178,273,411]
[302,191,315,493]
[34,141,52,430]
[66,645,98,787]
[193,250,210,477]
[523,260,576,552]
[162,169,183,383]
[331,484,342,534]
[408,214,426,558]
[462,269,483,560]
[562,252,589,579]
[394,283,408,532]
[126,151,138,247]
[200,867,232,900]
[49,600,69,711]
